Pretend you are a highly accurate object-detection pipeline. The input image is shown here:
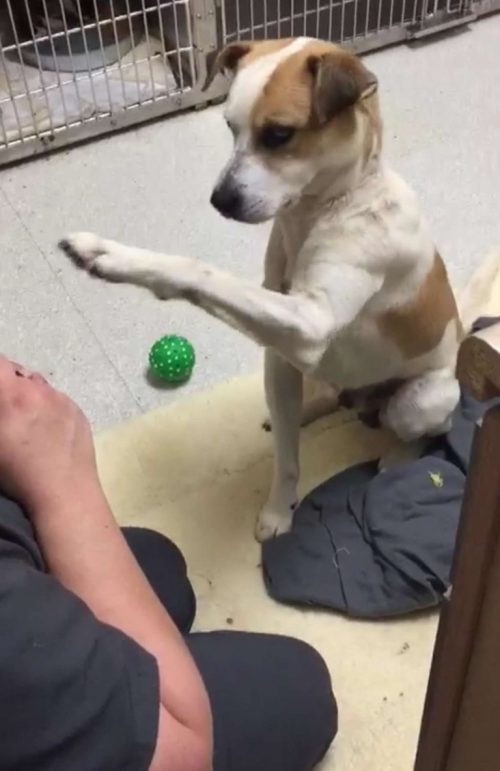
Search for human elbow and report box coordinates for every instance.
[154,745,211,771]
[152,735,212,771]
[184,736,212,771]
[150,710,213,771]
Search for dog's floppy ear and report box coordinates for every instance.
[307,53,378,125]
[203,42,253,91]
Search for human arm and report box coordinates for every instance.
[0,357,212,771]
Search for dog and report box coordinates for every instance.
[59,37,500,541]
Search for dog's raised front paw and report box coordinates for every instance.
[59,232,108,270]
[255,504,294,542]
[59,231,134,284]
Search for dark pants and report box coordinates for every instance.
[124,527,337,771]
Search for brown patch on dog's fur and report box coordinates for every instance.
[248,41,380,167]
[207,39,382,167]
[308,46,377,125]
[251,42,352,127]
[376,252,461,359]
[250,44,324,130]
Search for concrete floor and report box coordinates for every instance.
[1,16,499,427]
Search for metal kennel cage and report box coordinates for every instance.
[0,0,215,165]
[0,0,498,167]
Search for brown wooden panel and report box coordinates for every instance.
[415,325,500,771]
[445,537,500,771]
[414,405,500,771]
[457,326,500,401]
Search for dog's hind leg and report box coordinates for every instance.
[257,349,303,541]
[379,368,459,469]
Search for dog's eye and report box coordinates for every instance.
[259,125,296,149]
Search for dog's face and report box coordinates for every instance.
[206,38,379,224]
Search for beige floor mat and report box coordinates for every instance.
[95,372,444,771]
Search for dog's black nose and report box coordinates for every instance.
[210,184,242,219]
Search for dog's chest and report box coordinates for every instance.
[315,319,409,388]
[278,205,317,289]
[277,176,458,389]
[278,212,406,386]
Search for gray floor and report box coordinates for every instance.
[1,16,499,427]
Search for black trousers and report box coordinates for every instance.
[124,527,338,771]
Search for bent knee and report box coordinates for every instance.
[382,372,459,441]
[279,637,338,759]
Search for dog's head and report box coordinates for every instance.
[205,38,380,224]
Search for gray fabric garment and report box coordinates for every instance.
[262,319,497,619]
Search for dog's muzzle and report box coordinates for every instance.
[210,182,243,220]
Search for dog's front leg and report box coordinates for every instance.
[59,232,332,373]
[257,350,303,541]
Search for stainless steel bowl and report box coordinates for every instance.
[21,18,138,72]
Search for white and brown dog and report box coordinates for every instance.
[60,38,499,541]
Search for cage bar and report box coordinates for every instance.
[0,0,496,167]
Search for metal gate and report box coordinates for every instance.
[0,0,498,167]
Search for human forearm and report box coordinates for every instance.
[30,479,212,753]
[0,359,211,769]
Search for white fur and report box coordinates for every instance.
[225,38,312,128]
[218,38,316,221]
[60,42,500,541]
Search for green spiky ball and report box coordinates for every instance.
[149,335,196,384]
